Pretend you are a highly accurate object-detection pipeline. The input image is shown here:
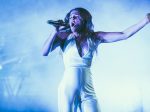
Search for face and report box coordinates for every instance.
[69,10,85,33]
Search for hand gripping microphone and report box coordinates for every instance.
[47,20,67,26]
[47,19,70,31]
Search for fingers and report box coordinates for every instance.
[147,13,150,22]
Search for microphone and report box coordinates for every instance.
[47,19,70,31]
[47,20,67,26]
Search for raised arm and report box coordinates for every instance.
[42,29,60,56]
[96,13,150,43]
[42,27,70,56]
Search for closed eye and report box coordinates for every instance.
[69,15,80,20]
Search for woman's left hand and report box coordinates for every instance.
[146,13,150,23]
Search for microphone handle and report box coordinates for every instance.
[47,20,70,31]
[47,20,66,26]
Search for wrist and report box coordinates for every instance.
[146,13,150,23]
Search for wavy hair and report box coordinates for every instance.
[64,7,94,34]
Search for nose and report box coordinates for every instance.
[72,16,76,20]
[70,16,76,21]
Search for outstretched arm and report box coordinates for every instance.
[96,13,150,43]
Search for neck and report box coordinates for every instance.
[73,32,86,41]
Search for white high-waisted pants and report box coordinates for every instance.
[58,67,100,112]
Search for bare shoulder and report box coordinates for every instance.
[93,31,105,41]
[94,31,105,38]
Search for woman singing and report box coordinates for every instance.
[42,7,150,112]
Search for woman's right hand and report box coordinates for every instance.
[53,25,66,32]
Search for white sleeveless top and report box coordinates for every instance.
[62,34,101,68]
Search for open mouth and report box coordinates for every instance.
[71,22,75,27]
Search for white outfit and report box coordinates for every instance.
[58,34,101,112]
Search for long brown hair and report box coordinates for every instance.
[61,8,99,56]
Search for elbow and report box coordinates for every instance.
[42,52,48,56]
[122,30,136,40]
[42,50,50,56]
[122,32,130,40]
[42,53,48,56]
[42,46,54,56]
[42,46,52,56]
